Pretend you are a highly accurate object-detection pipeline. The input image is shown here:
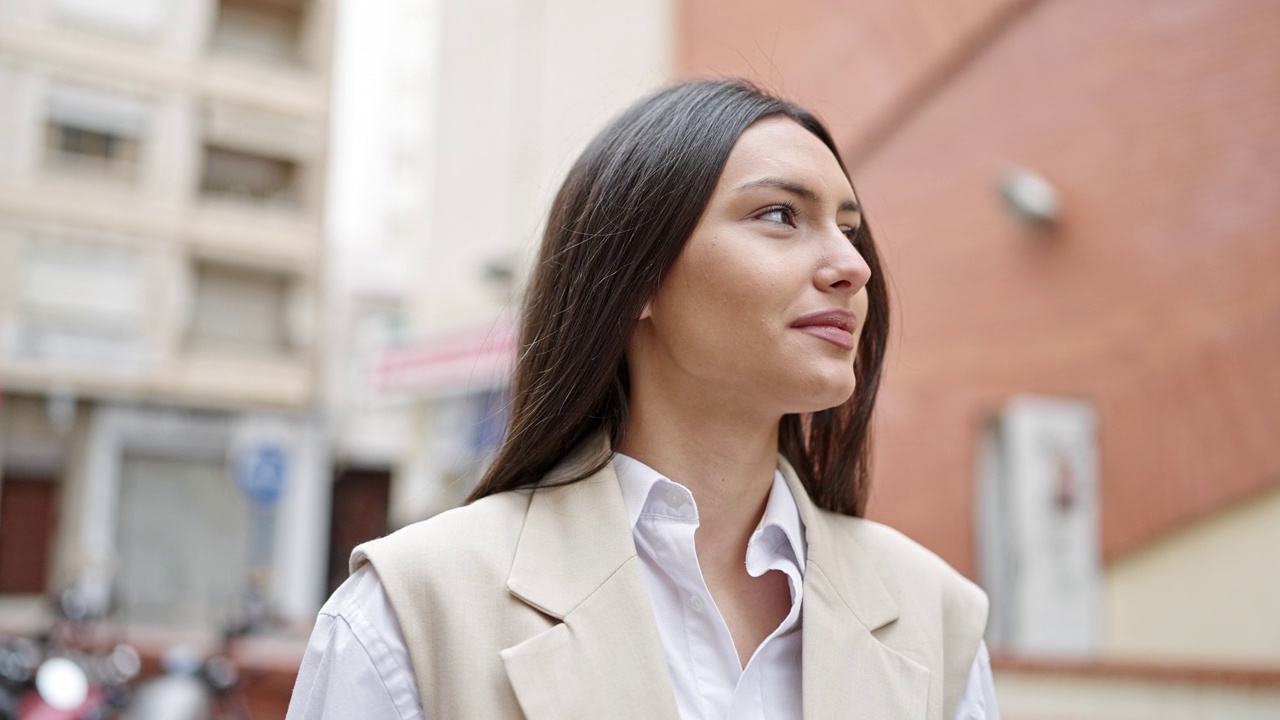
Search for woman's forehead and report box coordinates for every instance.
[717,117,857,203]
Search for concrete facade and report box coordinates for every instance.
[0,0,335,631]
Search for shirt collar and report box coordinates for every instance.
[611,452,807,567]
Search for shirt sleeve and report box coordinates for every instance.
[285,565,425,720]
[952,640,1000,720]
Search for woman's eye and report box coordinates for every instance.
[759,206,794,226]
[842,224,862,244]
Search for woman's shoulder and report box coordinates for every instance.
[817,512,989,711]
[823,513,987,608]
[350,489,534,584]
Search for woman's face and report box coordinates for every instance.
[630,116,872,418]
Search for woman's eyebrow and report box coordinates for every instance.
[734,177,861,213]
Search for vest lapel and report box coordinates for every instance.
[780,457,932,719]
[501,437,679,719]
[499,440,929,719]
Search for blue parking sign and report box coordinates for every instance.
[237,443,288,506]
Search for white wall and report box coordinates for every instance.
[325,0,675,472]
[1101,486,1280,665]
[417,0,674,331]
[323,0,441,466]
[994,669,1280,720]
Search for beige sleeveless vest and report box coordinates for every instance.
[352,436,988,719]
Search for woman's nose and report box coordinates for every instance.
[815,228,872,294]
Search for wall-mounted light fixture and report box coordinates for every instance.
[483,257,516,289]
[482,254,520,304]
[1000,166,1061,228]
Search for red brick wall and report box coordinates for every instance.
[679,0,1030,146]
[681,0,1280,574]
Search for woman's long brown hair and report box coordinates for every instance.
[466,79,890,517]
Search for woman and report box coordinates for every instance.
[288,80,998,719]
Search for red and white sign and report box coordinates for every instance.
[369,319,518,398]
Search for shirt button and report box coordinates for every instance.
[688,594,705,612]
[666,489,685,509]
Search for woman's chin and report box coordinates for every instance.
[785,373,857,414]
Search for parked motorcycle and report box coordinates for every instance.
[5,578,264,720]
[0,634,138,720]
[0,637,41,718]
[0,586,139,720]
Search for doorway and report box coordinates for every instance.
[326,468,391,595]
[0,474,60,594]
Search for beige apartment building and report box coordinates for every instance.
[0,0,333,634]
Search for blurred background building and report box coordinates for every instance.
[0,0,333,659]
[1,0,1277,718]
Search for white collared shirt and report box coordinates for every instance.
[286,459,1001,719]
[612,452,806,719]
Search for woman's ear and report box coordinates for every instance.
[639,301,652,321]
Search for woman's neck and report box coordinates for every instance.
[616,391,780,572]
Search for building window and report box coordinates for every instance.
[43,86,147,181]
[199,145,300,207]
[21,238,146,332]
[187,261,295,357]
[53,0,169,40]
[209,0,306,66]
[10,236,150,369]
[58,125,126,159]
[433,389,508,509]
[977,396,1101,657]
[45,124,141,178]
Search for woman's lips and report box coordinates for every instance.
[791,309,857,350]
[795,324,855,350]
